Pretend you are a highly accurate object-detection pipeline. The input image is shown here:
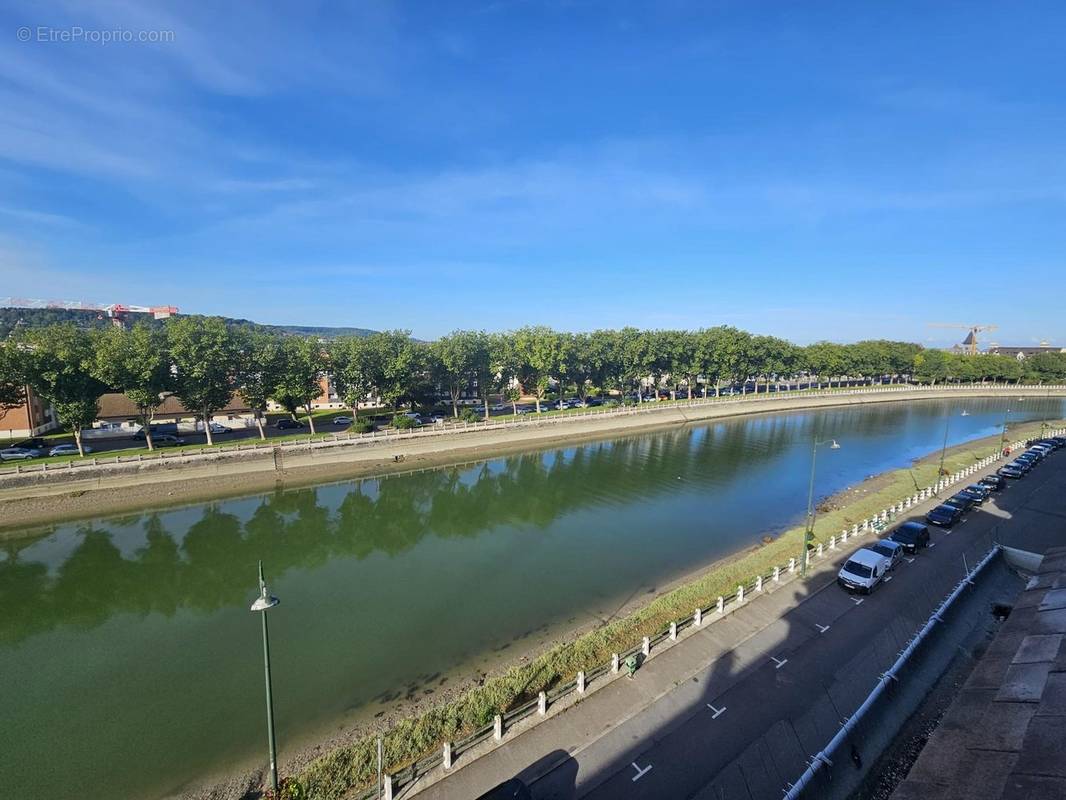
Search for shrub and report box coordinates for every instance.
[351,419,373,434]
[392,414,418,429]
[459,408,480,423]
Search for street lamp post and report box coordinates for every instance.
[250,561,281,796]
[999,405,1012,456]
[937,409,968,491]
[801,437,840,577]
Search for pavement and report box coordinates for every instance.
[405,446,1066,800]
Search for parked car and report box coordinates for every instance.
[979,474,1007,492]
[837,549,892,594]
[16,437,46,450]
[421,414,446,424]
[332,416,353,425]
[927,503,963,528]
[998,464,1026,479]
[476,778,533,800]
[275,418,304,430]
[199,422,232,434]
[153,434,186,447]
[963,484,991,502]
[48,443,91,457]
[131,423,179,439]
[867,539,905,569]
[944,492,976,513]
[890,521,931,553]
[0,447,44,461]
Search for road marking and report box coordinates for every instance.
[771,656,788,669]
[884,575,893,582]
[631,762,653,782]
[906,557,915,564]
[815,623,830,633]
[929,542,937,548]
[706,703,727,719]
[851,596,865,605]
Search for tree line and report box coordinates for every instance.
[2,320,1065,456]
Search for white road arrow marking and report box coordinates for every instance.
[771,656,788,669]
[706,703,727,719]
[816,623,830,633]
[852,596,865,605]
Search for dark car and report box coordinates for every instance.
[275,418,304,430]
[890,521,930,553]
[944,492,976,512]
[963,484,991,502]
[16,437,47,450]
[926,503,963,528]
[998,464,1025,479]
[476,779,533,800]
[979,474,1006,492]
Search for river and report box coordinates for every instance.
[1,396,1062,799]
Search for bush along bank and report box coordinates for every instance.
[277,421,1066,800]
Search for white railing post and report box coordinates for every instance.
[642,636,651,656]
[773,566,781,582]
[577,670,586,693]
[494,714,503,741]
[539,691,548,714]
[443,742,453,770]
[717,596,725,613]
[737,584,745,603]
[694,607,703,626]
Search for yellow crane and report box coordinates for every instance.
[927,323,999,355]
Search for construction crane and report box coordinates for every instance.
[927,323,998,355]
[1,297,179,328]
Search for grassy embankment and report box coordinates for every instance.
[289,419,1063,799]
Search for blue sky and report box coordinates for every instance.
[1,1,1063,345]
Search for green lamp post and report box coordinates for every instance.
[801,437,840,577]
[250,561,281,796]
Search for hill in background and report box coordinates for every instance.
[0,307,375,339]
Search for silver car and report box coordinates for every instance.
[1,447,44,461]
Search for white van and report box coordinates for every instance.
[837,548,891,594]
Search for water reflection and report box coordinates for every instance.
[0,397,1061,800]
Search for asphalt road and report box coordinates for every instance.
[545,455,1062,800]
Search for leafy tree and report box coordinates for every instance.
[804,341,846,388]
[470,331,496,420]
[1025,351,1066,384]
[330,336,374,421]
[272,336,328,434]
[432,330,482,418]
[363,330,424,409]
[512,326,558,412]
[93,324,172,450]
[912,349,950,385]
[0,338,26,423]
[166,317,237,446]
[23,325,108,456]
[233,329,286,440]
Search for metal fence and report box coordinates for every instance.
[365,426,1065,800]
[3,382,1064,483]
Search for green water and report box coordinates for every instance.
[1,397,1062,798]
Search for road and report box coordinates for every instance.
[413,447,1064,800]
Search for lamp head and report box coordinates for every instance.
[829,440,841,449]
[250,560,280,612]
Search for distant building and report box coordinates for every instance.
[0,386,58,441]
[986,343,1065,361]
